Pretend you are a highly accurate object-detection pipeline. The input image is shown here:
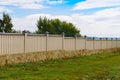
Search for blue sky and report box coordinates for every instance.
[0,0,120,37]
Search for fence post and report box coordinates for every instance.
[116,38,117,49]
[106,38,108,49]
[75,34,77,50]
[24,33,27,53]
[62,32,65,50]
[84,35,87,50]
[111,38,113,48]
[46,31,49,51]
[0,34,2,55]
[100,38,102,50]
[93,37,95,50]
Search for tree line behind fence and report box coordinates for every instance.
[0,33,120,55]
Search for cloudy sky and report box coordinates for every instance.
[0,0,120,37]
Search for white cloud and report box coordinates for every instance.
[12,6,120,37]
[73,0,120,10]
[0,0,64,9]
[26,14,52,19]
[0,6,12,13]
[71,7,120,37]
[0,0,46,9]
[47,0,63,5]
[12,17,38,32]
[20,3,45,9]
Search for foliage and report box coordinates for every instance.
[0,52,120,80]
[12,30,32,34]
[11,29,21,33]
[0,13,13,33]
[36,17,81,37]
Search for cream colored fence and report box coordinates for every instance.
[0,33,120,55]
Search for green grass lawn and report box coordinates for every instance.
[0,52,120,80]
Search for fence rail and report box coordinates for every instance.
[0,33,120,55]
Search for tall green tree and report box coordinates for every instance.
[36,17,81,37]
[0,13,13,33]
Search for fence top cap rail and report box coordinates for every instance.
[0,32,23,35]
[65,36,85,39]
[27,34,46,36]
[49,34,62,37]
[64,37,75,39]
[28,34,62,37]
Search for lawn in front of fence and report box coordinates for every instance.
[0,52,120,80]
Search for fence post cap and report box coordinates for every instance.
[22,30,28,34]
[75,34,78,37]
[84,35,87,38]
[111,38,113,40]
[100,37,102,40]
[62,32,65,35]
[45,31,49,34]
[106,38,108,40]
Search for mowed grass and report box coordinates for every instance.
[0,52,120,80]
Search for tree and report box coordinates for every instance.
[0,13,13,33]
[36,17,81,37]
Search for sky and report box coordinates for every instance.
[0,0,120,37]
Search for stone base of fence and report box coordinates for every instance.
[0,48,120,66]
